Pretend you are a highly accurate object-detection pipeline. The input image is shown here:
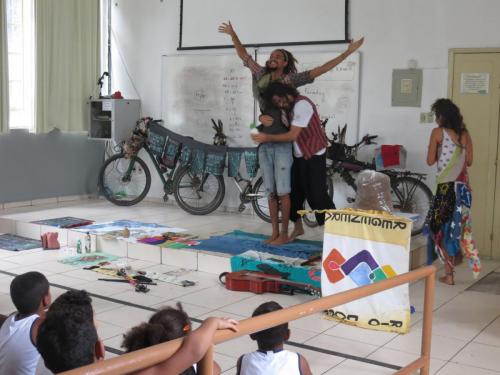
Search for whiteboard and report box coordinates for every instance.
[161,51,360,147]
[161,54,256,147]
[179,0,348,50]
[257,50,360,144]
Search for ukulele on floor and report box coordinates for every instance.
[219,271,320,297]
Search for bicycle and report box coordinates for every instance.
[326,130,432,236]
[209,119,329,227]
[98,119,225,214]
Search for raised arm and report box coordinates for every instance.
[141,317,238,375]
[218,21,248,61]
[308,37,364,80]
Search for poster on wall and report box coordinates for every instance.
[460,73,490,94]
[321,209,412,334]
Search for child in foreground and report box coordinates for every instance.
[237,301,312,375]
[122,302,234,375]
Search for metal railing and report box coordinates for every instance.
[63,265,436,375]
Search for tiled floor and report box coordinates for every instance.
[0,199,499,374]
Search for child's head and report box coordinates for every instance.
[121,302,191,353]
[250,301,289,351]
[48,289,94,320]
[149,302,191,340]
[36,290,104,373]
[10,271,51,315]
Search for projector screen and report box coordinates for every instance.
[178,0,349,50]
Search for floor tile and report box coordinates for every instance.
[153,300,213,319]
[452,342,500,371]
[303,333,379,358]
[0,293,16,315]
[367,347,447,374]
[47,273,92,288]
[323,360,394,374]
[96,306,153,329]
[436,362,500,375]
[289,313,340,334]
[323,322,398,347]
[283,343,345,374]
[474,316,500,347]
[96,320,127,340]
[383,322,468,360]
[5,250,59,266]
[213,352,237,373]
[177,285,254,310]
[110,289,170,307]
[79,280,132,297]
[0,259,23,271]
[219,291,316,317]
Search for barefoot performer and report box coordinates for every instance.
[218,21,363,243]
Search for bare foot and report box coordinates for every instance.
[264,234,279,244]
[270,234,290,246]
[439,275,455,285]
[289,228,305,242]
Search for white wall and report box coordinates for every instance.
[111,0,500,201]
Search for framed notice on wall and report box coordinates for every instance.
[391,69,423,107]
[460,73,490,94]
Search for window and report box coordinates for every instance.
[6,0,34,131]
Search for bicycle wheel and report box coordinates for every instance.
[390,176,432,236]
[251,177,273,223]
[173,165,225,215]
[98,153,151,206]
[303,177,334,228]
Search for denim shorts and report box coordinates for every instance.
[258,142,293,198]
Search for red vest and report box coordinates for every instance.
[294,95,328,159]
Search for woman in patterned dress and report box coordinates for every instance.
[425,98,480,285]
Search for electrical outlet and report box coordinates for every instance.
[425,112,435,123]
[420,112,434,123]
[420,112,426,123]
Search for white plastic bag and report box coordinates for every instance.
[354,170,393,212]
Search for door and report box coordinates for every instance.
[449,50,500,259]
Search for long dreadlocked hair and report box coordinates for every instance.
[431,98,468,144]
[266,49,298,74]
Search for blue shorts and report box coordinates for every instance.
[258,142,293,198]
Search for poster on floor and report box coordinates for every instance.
[321,209,412,334]
[75,220,186,243]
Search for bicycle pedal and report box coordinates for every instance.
[347,197,356,203]
[238,204,246,212]
[163,194,169,202]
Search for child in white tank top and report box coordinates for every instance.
[0,272,51,375]
[236,301,312,375]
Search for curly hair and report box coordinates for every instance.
[431,98,468,143]
[121,302,191,352]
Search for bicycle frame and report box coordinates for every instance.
[125,144,178,196]
[231,173,264,204]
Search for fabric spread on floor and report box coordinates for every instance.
[31,217,94,228]
[0,234,42,251]
[191,230,322,259]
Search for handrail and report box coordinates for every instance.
[63,265,436,375]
